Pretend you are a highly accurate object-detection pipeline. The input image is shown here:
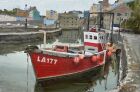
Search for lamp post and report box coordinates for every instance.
[25,4,27,29]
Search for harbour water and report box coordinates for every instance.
[0,30,120,92]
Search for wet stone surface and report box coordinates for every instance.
[119,33,140,92]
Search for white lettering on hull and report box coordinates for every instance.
[37,56,58,64]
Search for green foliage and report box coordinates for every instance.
[0,9,16,15]
[125,0,140,33]
[127,1,135,10]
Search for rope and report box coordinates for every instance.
[26,54,29,92]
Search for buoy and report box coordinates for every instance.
[108,47,113,52]
[97,55,102,61]
[91,55,97,62]
[107,51,112,57]
[97,55,103,64]
[79,54,84,60]
[74,57,80,64]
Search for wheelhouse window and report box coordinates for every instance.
[100,36,103,39]
[94,36,97,40]
[102,36,104,39]
[85,35,88,39]
[89,35,92,39]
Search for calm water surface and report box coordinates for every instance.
[0,30,119,92]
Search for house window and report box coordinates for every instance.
[117,13,121,16]
[125,13,128,16]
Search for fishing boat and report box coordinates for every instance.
[24,10,121,81]
[25,27,110,81]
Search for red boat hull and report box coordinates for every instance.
[29,51,105,80]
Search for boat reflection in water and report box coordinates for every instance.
[34,59,119,92]
[0,30,120,92]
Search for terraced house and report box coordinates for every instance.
[58,12,80,29]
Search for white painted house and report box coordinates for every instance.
[0,15,16,21]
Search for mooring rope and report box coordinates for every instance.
[26,54,29,92]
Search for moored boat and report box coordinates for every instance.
[25,28,108,81]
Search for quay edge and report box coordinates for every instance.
[114,33,140,92]
[0,28,62,44]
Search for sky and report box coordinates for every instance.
[0,0,119,15]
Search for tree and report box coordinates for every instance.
[0,9,16,15]
[124,0,140,33]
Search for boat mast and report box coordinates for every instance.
[99,1,103,31]
[110,13,114,43]
[87,1,104,31]
[43,31,47,48]
[87,13,90,31]
[39,30,47,48]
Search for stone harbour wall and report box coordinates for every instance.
[0,28,62,44]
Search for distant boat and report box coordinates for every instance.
[25,28,110,81]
